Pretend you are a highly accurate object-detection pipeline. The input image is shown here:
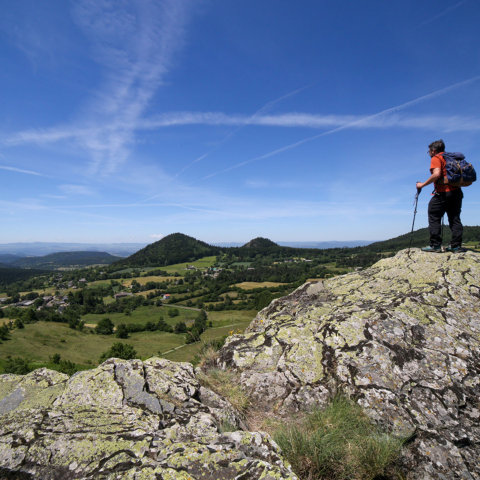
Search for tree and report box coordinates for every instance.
[14,318,24,329]
[174,321,187,334]
[99,342,137,363]
[95,317,114,335]
[0,309,3,319]
[116,323,129,339]
[0,324,10,340]
[167,308,180,318]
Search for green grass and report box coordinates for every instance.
[273,395,409,480]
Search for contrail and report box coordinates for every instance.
[0,165,45,176]
[418,0,470,27]
[195,75,480,182]
[170,83,315,180]
[135,83,315,204]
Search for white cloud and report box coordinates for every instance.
[149,234,164,238]
[0,165,44,176]
[41,194,67,199]
[1,1,193,175]
[59,184,96,196]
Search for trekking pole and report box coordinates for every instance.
[441,215,445,250]
[408,187,421,256]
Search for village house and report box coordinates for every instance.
[163,294,171,300]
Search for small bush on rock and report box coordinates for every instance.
[273,395,409,480]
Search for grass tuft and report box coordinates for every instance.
[218,418,238,433]
[273,395,410,480]
[198,368,251,418]
[191,335,227,368]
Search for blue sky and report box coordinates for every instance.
[1,0,479,244]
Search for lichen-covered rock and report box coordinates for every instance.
[218,248,480,479]
[0,358,296,479]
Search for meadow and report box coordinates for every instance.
[0,308,257,369]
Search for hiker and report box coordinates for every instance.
[416,139,463,253]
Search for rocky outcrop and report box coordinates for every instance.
[219,248,480,479]
[0,358,296,479]
[3,248,480,479]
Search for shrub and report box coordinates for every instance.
[3,356,34,375]
[55,360,77,376]
[273,395,409,480]
[52,353,61,364]
[99,342,137,363]
[167,308,179,318]
[95,317,114,335]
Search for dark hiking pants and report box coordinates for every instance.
[428,189,463,248]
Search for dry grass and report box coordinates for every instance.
[198,368,251,417]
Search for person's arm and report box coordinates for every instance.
[416,167,441,190]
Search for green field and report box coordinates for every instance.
[0,322,185,366]
[81,305,199,327]
[113,256,217,276]
[160,256,217,274]
[0,309,257,367]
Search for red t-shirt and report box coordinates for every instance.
[431,153,459,193]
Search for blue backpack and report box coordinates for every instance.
[442,152,476,187]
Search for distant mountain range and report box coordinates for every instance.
[0,242,148,257]
[0,239,378,258]
[211,240,377,248]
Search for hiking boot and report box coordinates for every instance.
[446,246,461,253]
[421,245,442,253]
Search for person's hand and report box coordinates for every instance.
[416,182,423,190]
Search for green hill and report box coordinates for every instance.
[113,233,222,268]
[0,254,23,264]
[364,226,480,253]
[11,251,120,269]
[242,237,278,248]
[0,267,48,286]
